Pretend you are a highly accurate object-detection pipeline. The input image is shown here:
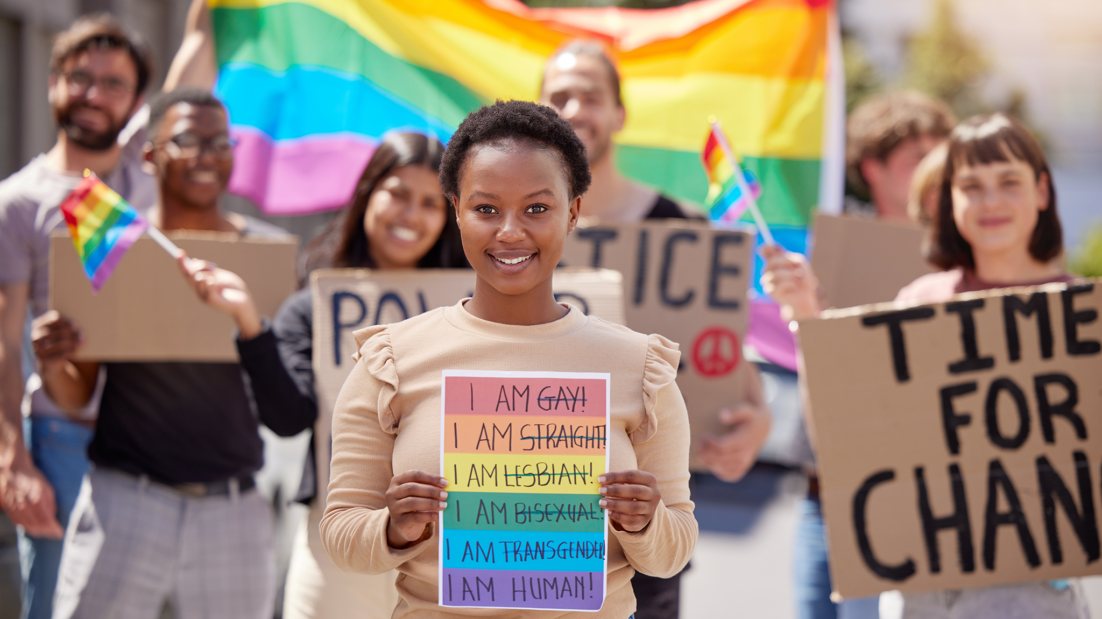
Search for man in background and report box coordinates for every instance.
[35,88,288,619]
[540,40,773,619]
[843,91,956,221]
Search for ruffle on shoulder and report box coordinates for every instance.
[352,326,401,434]
[634,334,681,444]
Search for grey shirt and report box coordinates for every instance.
[0,122,156,419]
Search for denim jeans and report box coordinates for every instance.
[793,497,879,619]
[17,417,93,619]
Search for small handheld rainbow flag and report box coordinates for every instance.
[701,126,763,224]
[59,174,151,293]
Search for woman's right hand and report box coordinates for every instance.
[760,244,822,321]
[385,470,449,549]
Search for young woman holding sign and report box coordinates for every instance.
[318,101,696,618]
[886,114,1084,618]
[179,131,468,619]
[766,114,1085,618]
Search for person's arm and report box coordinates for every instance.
[236,291,319,437]
[698,363,772,482]
[176,255,317,436]
[321,327,443,573]
[0,284,65,538]
[760,244,823,320]
[163,0,218,92]
[30,311,100,414]
[611,335,697,578]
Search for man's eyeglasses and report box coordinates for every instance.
[59,70,134,99]
[159,133,239,160]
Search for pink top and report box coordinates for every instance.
[894,268,1077,305]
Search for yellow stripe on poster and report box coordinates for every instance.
[444,453,606,495]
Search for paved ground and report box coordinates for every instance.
[682,466,1102,618]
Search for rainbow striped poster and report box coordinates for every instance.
[440,370,610,612]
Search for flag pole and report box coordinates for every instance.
[146,225,183,259]
[708,118,777,246]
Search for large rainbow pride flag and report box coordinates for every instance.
[211,0,841,369]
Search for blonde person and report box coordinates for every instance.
[320,100,697,619]
[179,131,468,619]
[907,142,948,226]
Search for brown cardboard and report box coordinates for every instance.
[561,221,754,471]
[798,280,1102,598]
[310,267,625,503]
[49,231,298,361]
[811,213,934,309]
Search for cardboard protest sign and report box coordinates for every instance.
[439,370,610,611]
[311,268,624,506]
[561,221,753,471]
[810,213,934,309]
[49,231,298,361]
[798,280,1102,598]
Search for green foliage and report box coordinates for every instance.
[903,0,990,118]
[842,35,882,113]
[1069,225,1102,278]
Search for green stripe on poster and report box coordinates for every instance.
[446,492,605,533]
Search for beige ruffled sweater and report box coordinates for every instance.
[321,300,697,619]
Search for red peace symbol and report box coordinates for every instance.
[691,326,741,378]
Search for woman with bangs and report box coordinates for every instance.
[884,113,1087,619]
[765,113,1088,618]
[895,113,1071,303]
[178,131,469,619]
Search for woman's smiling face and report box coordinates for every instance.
[950,151,1049,259]
[454,139,579,298]
[362,164,448,269]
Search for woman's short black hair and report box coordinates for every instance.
[925,113,1063,271]
[439,100,591,202]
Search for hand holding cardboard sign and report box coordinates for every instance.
[760,244,821,321]
[600,470,661,533]
[31,310,83,369]
[177,253,263,339]
[385,470,449,549]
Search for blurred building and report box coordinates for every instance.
[0,0,191,178]
[841,0,1102,249]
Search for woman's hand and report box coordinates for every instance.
[600,470,660,533]
[760,244,822,321]
[385,470,449,549]
[176,253,262,339]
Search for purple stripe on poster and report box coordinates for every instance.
[440,568,604,611]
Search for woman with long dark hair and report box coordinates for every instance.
[178,131,468,619]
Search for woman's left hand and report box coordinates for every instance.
[177,252,263,339]
[599,470,661,533]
